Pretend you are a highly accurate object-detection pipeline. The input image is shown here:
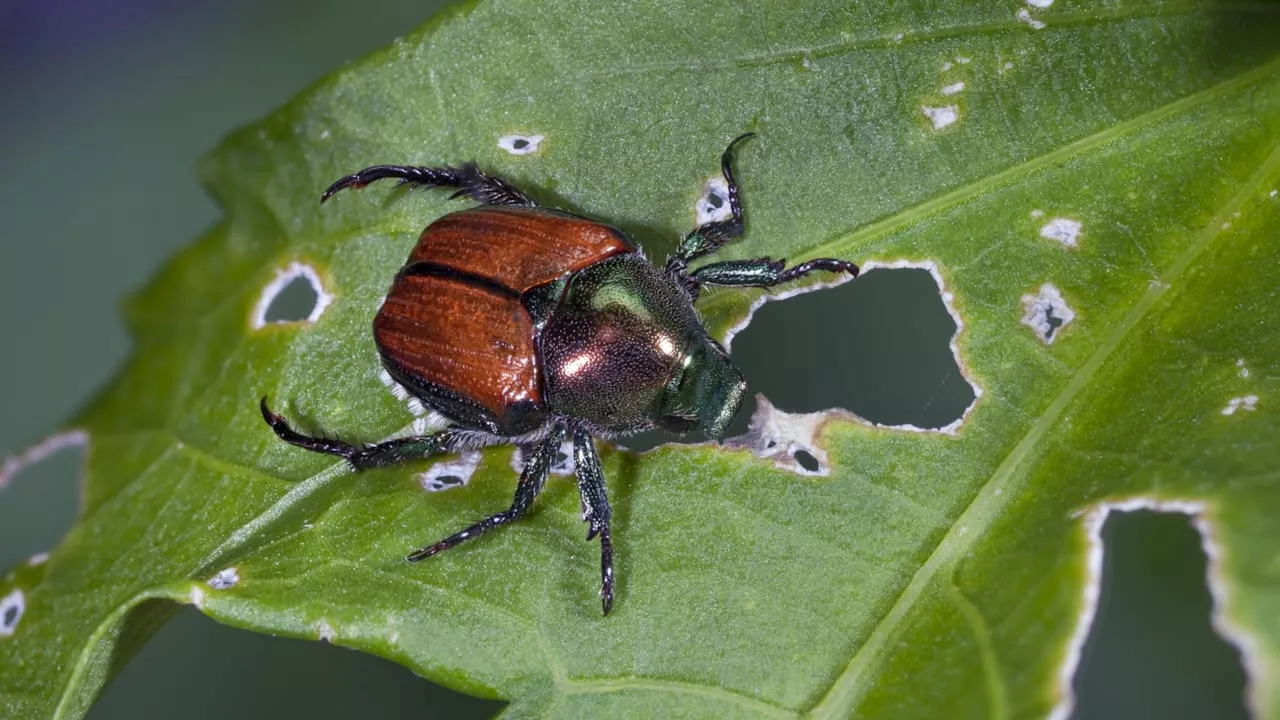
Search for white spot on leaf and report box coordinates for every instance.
[420,451,483,492]
[1026,0,1054,7]
[921,105,959,130]
[510,440,575,477]
[695,176,733,226]
[0,589,24,638]
[0,429,88,493]
[251,261,333,329]
[1236,359,1249,378]
[208,568,240,590]
[26,553,48,567]
[1021,283,1074,344]
[498,133,544,155]
[1221,395,1259,416]
[940,82,966,96]
[729,395,830,476]
[317,619,337,642]
[1017,8,1047,29]
[1039,217,1082,248]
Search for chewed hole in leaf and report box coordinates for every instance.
[420,451,483,492]
[728,266,977,432]
[510,440,576,476]
[0,589,23,637]
[208,568,240,590]
[792,449,821,473]
[695,176,732,225]
[1022,283,1074,343]
[498,133,544,155]
[0,430,86,571]
[253,261,333,328]
[92,608,504,717]
[1069,507,1249,720]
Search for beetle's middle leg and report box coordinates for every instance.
[321,162,534,207]
[406,425,566,561]
[260,397,469,470]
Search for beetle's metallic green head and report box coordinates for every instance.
[659,338,746,439]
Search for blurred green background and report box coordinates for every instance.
[0,1,1247,717]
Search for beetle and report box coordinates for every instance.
[261,135,858,614]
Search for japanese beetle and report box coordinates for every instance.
[261,135,858,614]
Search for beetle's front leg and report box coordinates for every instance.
[665,133,754,280]
[572,426,615,615]
[260,397,466,470]
[688,256,859,293]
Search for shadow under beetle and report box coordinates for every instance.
[261,135,859,615]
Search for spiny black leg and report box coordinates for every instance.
[572,426,614,615]
[321,162,534,207]
[260,397,468,470]
[666,133,754,277]
[688,256,859,292]
[777,258,860,283]
[407,425,565,561]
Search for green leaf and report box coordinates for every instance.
[3,1,1280,717]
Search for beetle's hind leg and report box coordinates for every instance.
[260,397,470,470]
[407,425,565,561]
[320,163,535,207]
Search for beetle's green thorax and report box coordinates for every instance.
[660,340,746,438]
[538,253,743,434]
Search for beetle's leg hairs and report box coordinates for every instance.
[572,426,615,615]
[665,133,754,282]
[260,397,469,470]
[320,163,535,207]
[688,256,860,292]
[406,424,566,561]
